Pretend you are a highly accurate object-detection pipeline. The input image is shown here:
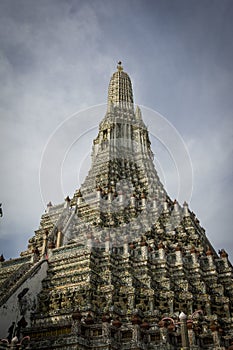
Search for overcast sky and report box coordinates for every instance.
[0,0,232,261]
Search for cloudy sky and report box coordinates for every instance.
[0,0,232,261]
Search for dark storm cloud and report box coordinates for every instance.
[0,0,232,260]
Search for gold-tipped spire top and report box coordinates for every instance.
[108,62,133,105]
[117,61,123,72]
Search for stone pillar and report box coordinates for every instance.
[102,315,111,343]
[107,128,111,140]
[205,301,211,316]
[223,302,230,318]
[0,254,5,267]
[159,321,167,344]
[190,247,198,265]
[173,199,179,212]
[64,196,70,208]
[187,320,195,347]
[72,310,82,334]
[209,320,222,347]
[183,201,189,217]
[46,201,53,212]
[140,240,148,260]
[113,121,117,150]
[31,246,40,263]
[141,193,146,208]
[130,194,136,207]
[175,245,183,265]
[105,235,110,252]
[168,296,174,314]
[118,191,124,204]
[220,249,230,269]
[206,248,215,269]
[42,231,48,255]
[132,324,141,344]
[158,242,166,260]
[163,200,168,211]
[149,296,154,312]
[77,190,82,205]
[108,188,113,201]
[123,238,129,255]
[96,187,102,200]
[152,197,157,210]
[87,233,93,250]
[56,230,62,248]
[179,312,190,350]
[128,293,135,309]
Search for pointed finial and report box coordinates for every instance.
[117,61,123,71]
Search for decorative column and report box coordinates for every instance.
[105,234,110,252]
[96,186,102,200]
[46,201,53,212]
[108,187,113,201]
[102,314,111,343]
[87,233,93,250]
[112,317,122,344]
[132,315,142,344]
[173,199,179,212]
[158,242,166,260]
[56,228,63,248]
[168,294,174,314]
[118,191,124,205]
[64,196,70,208]
[77,190,82,205]
[210,321,221,348]
[140,239,148,260]
[32,246,40,263]
[206,247,215,269]
[220,249,230,269]
[71,310,82,335]
[158,320,167,344]
[123,237,129,255]
[0,253,5,267]
[187,320,196,347]
[149,295,154,312]
[179,312,190,350]
[152,197,157,210]
[42,231,48,256]
[141,193,146,208]
[183,201,189,217]
[130,194,136,207]
[175,245,183,266]
[190,246,199,265]
[163,200,168,212]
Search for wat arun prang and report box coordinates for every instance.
[0,63,233,350]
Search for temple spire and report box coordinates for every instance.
[107,62,134,106]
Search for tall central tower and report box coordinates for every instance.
[66,62,167,247]
[0,64,233,350]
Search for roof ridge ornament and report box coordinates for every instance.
[117,61,123,72]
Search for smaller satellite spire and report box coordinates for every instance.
[117,61,123,72]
